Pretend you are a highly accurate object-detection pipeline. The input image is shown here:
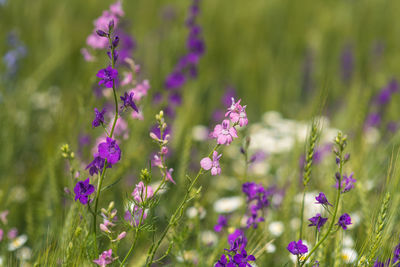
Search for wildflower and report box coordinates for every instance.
[86,153,109,176]
[287,240,308,255]
[100,224,111,233]
[335,173,357,193]
[393,238,400,264]
[97,66,118,88]
[113,231,126,242]
[0,229,3,242]
[8,228,17,239]
[98,137,121,165]
[308,213,328,232]
[212,120,238,145]
[93,249,117,266]
[231,249,256,266]
[225,98,248,127]
[132,182,154,203]
[92,108,106,128]
[120,92,138,112]
[373,258,390,267]
[200,151,222,175]
[165,72,186,89]
[151,154,163,168]
[8,235,28,251]
[74,178,95,205]
[215,254,233,267]
[227,229,247,253]
[214,196,243,213]
[165,168,175,184]
[214,215,228,232]
[341,248,358,263]
[315,192,333,206]
[268,221,284,237]
[124,206,147,226]
[0,210,9,224]
[336,213,352,230]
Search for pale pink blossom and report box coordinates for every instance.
[225,98,248,127]
[212,120,237,145]
[152,154,163,168]
[166,168,175,184]
[131,109,144,120]
[129,80,150,102]
[124,206,147,226]
[132,182,154,203]
[121,72,133,86]
[81,48,95,62]
[0,210,9,224]
[100,223,111,233]
[93,249,117,266]
[109,1,124,17]
[200,151,222,175]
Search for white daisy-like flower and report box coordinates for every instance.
[268,221,284,237]
[8,234,28,251]
[341,248,357,263]
[213,196,243,213]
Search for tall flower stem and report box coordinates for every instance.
[145,144,219,266]
[92,32,119,250]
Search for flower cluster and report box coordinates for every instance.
[365,79,398,130]
[215,229,255,267]
[242,182,272,229]
[335,172,357,193]
[124,178,154,227]
[99,202,126,242]
[74,178,95,205]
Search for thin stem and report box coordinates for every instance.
[145,145,219,266]
[299,189,306,241]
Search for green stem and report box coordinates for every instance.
[145,145,219,266]
[299,188,306,241]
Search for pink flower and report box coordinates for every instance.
[225,98,248,127]
[152,154,163,168]
[81,48,95,62]
[0,229,3,242]
[129,80,150,102]
[0,210,9,224]
[121,72,133,86]
[109,1,124,17]
[200,151,222,175]
[212,119,238,145]
[131,109,144,120]
[100,223,111,233]
[132,182,154,202]
[124,206,147,226]
[8,228,17,239]
[94,11,119,32]
[113,231,126,242]
[86,33,109,50]
[166,168,175,184]
[93,249,117,266]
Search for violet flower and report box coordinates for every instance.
[226,229,247,253]
[92,108,106,128]
[214,215,228,232]
[231,249,256,267]
[74,178,95,205]
[97,66,118,88]
[120,91,139,112]
[98,137,121,165]
[86,153,110,176]
[335,172,356,193]
[225,98,248,127]
[315,192,333,207]
[308,213,328,232]
[93,249,117,266]
[132,182,154,203]
[287,240,308,255]
[336,213,352,230]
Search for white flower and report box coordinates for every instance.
[8,235,28,251]
[213,196,243,213]
[343,235,354,248]
[200,231,217,246]
[341,248,357,263]
[17,246,32,261]
[268,221,284,237]
[186,207,198,218]
[265,242,276,253]
[192,125,209,141]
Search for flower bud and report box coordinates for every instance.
[140,169,151,184]
[108,19,115,32]
[108,201,115,211]
[335,172,341,180]
[100,224,111,233]
[112,36,119,48]
[117,231,126,241]
[161,146,168,155]
[96,30,108,37]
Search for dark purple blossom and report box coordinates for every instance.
[92,108,106,128]
[98,137,121,165]
[214,215,228,233]
[232,249,256,267]
[74,178,95,205]
[335,172,356,193]
[120,92,138,112]
[393,239,400,264]
[287,240,308,255]
[86,153,110,176]
[97,65,118,88]
[226,229,247,253]
[165,72,186,90]
[308,213,328,232]
[336,213,352,230]
[315,192,333,206]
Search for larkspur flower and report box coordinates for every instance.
[92,108,106,128]
[215,254,234,267]
[165,72,186,90]
[120,92,138,112]
[124,206,147,226]
[287,240,308,255]
[98,137,121,165]
[308,213,328,232]
[232,249,256,267]
[212,120,238,145]
[225,98,248,127]
[97,66,118,88]
[86,153,110,176]
[93,249,117,266]
[132,182,154,203]
[335,173,357,193]
[165,168,175,184]
[227,229,247,253]
[200,151,222,175]
[74,178,95,205]
[315,192,333,206]
[214,215,228,232]
[336,213,352,230]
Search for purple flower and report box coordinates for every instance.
[165,168,175,184]
[86,153,110,176]
[74,178,95,205]
[315,192,333,206]
[232,249,256,267]
[124,206,147,227]
[393,238,400,264]
[336,213,352,230]
[120,92,138,112]
[97,66,118,88]
[132,182,154,203]
[287,240,308,255]
[98,137,121,165]
[214,215,228,232]
[335,173,356,193]
[366,112,381,128]
[227,229,247,253]
[165,72,185,90]
[308,213,328,232]
[212,120,238,145]
[200,151,222,175]
[215,254,233,267]
[93,249,117,266]
[92,108,106,128]
[373,258,390,267]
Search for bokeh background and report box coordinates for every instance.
[1,0,400,266]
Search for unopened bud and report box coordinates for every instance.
[108,201,115,211]
[112,36,119,48]
[140,168,151,184]
[96,30,108,37]
[108,20,115,32]
[100,224,111,233]
[335,172,341,180]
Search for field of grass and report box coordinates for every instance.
[1,0,400,266]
